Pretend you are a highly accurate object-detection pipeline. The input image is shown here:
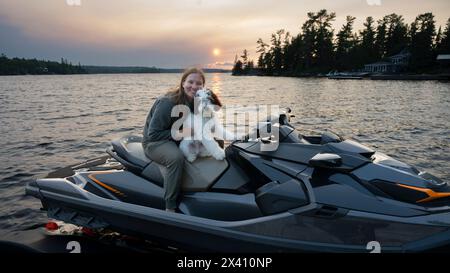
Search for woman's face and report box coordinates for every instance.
[182,73,204,100]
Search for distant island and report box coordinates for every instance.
[0,54,87,75]
[232,10,450,78]
[0,54,230,75]
[82,66,230,74]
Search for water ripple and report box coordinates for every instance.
[0,73,449,238]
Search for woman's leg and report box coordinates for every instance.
[144,140,185,210]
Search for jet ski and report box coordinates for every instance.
[25,109,450,252]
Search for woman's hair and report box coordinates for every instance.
[166,67,206,105]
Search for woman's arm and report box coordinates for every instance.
[145,98,175,141]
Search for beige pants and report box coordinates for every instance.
[143,140,184,209]
[143,140,201,209]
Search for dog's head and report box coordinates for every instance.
[194,88,222,114]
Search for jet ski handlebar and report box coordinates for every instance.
[279,107,295,126]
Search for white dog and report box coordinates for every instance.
[179,88,236,162]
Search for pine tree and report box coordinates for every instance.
[384,14,408,56]
[256,38,269,68]
[409,13,436,71]
[358,16,378,66]
[270,29,285,74]
[300,9,336,72]
[240,49,249,69]
[231,60,243,75]
[375,17,387,59]
[435,26,442,50]
[335,16,357,70]
[437,18,450,53]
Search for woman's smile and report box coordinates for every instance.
[183,73,204,100]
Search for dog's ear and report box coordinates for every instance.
[209,90,222,108]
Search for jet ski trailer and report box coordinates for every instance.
[26,110,450,252]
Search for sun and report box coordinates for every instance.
[213,48,220,56]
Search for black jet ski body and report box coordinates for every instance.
[26,111,450,252]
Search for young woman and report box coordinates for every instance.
[142,67,205,212]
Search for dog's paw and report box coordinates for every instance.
[212,150,225,161]
[186,154,197,162]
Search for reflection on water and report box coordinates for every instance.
[210,73,223,95]
[0,73,449,237]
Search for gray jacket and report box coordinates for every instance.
[143,95,192,145]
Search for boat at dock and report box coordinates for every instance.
[326,71,367,80]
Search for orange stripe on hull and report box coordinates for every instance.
[88,171,125,196]
[397,183,450,203]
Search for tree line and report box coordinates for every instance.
[0,55,232,75]
[233,10,450,76]
[0,54,87,75]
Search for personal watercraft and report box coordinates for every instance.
[26,109,450,252]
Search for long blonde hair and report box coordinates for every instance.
[166,67,206,105]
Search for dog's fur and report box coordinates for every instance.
[179,89,236,162]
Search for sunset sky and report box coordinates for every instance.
[0,0,449,69]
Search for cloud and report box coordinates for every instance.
[0,0,449,67]
[215,62,235,66]
[203,61,235,69]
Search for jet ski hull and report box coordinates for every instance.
[25,111,450,252]
[27,173,450,253]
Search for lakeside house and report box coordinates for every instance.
[436,54,450,65]
[364,49,411,73]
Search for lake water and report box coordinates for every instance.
[0,73,449,240]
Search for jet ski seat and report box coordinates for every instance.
[110,136,228,192]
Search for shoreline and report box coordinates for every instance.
[0,71,231,77]
[2,73,449,81]
[369,74,450,81]
[233,73,450,81]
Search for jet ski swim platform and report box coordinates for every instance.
[26,110,450,252]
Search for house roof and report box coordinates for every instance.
[388,49,411,57]
[365,62,394,66]
[437,54,450,60]
[389,53,410,59]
